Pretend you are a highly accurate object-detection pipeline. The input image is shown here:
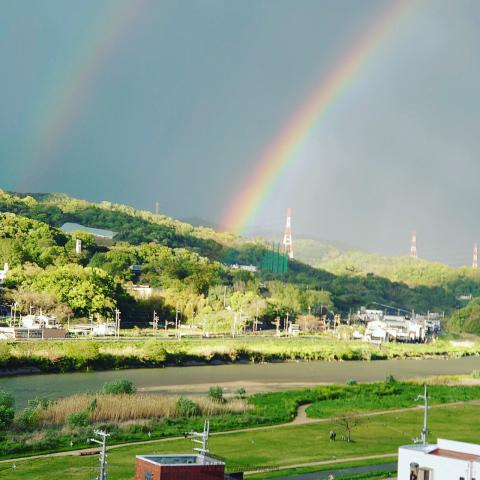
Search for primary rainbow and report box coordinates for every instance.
[24,0,149,183]
[222,0,413,234]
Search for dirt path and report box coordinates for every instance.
[1,399,479,465]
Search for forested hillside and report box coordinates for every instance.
[0,189,478,328]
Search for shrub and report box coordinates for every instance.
[235,387,247,399]
[67,411,89,428]
[0,390,15,429]
[175,397,200,417]
[16,397,48,430]
[385,374,396,384]
[472,370,480,379]
[143,339,167,363]
[346,379,358,385]
[208,386,224,403]
[102,379,136,395]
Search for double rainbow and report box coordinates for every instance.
[222,0,413,234]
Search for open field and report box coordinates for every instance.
[1,404,479,479]
[2,380,480,458]
[1,336,480,374]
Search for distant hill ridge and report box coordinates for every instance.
[2,188,480,317]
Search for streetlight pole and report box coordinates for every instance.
[416,384,429,446]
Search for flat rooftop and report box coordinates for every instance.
[137,454,224,466]
[429,448,480,462]
[61,222,117,239]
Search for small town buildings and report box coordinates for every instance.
[0,313,66,339]
[398,438,480,480]
[68,322,116,336]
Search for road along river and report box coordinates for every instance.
[1,355,479,409]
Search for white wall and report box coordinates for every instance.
[398,447,479,480]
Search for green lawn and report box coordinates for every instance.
[2,404,479,480]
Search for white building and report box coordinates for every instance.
[398,438,480,480]
[0,263,8,284]
[230,264,258,273]
[364,316,426,343]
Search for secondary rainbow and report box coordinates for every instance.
[222,0,413,234]
[24,0,150,184]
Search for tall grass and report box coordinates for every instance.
[36,394,248,424]
[0,336,479,373]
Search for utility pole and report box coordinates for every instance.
[232,313,237,338]
[152,310,159,336]
[89,313,94,336]
[274,316,280,336]
[223,286,227,309]
[114,309,121,338]
[416,384,429,446]
[175,305,180,338]
[473,242,478,270]
[155,202,160,215]
[89,430,110,480]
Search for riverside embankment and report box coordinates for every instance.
[2,354,480,409]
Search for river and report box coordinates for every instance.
[1,356,479,409]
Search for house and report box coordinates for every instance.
[398,438,480,480]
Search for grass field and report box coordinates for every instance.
[3,380,480,458]
[1,403,479,479]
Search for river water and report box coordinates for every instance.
[1,356,479,409]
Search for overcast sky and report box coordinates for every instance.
[1,0,479,265]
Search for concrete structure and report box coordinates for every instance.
[135,454,225,480]
[0,263,8,285]
[398,438,480,479]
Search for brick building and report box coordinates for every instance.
[135,454,226,480]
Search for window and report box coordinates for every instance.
[415,467,432,480]
[144,472,153,480]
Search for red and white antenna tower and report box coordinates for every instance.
[410,230,418,259]
[473,243,478,269]
[282,208,294,259]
